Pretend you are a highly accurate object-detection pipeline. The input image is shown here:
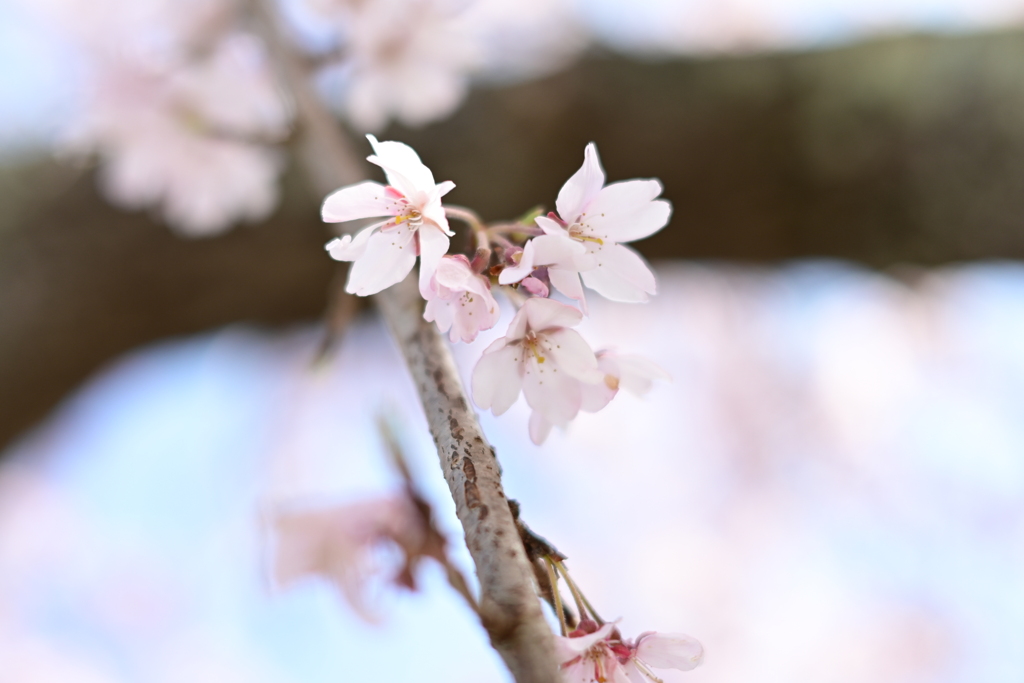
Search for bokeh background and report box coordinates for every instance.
[2,0,1024,681]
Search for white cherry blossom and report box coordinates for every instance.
[323,135,455,296]
[537,143,671,303]
[580,350,670,414]
[423,254,500,343]
[472,298,602,445]
[556,623,704,683]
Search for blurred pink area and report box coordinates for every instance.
[1,263,1022,681]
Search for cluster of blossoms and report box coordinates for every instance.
[27,0,583,234]
[323,136,670,443]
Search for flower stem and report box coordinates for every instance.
[545,557,568,637]
[444,205,490,252]
[556,561,605,626]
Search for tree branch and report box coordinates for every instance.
[251,2,559,679]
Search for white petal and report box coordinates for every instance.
[366,134,436,196]
[321,181,398,222]
[325,222,383,262]
[345,225,417,296]
[605,354,670,396]
[531,233,591,271]
[417,223,451,299]
[433,180,456,199]
[580,244,657,303]
[580,376,617,413]
[499,239,537,285]
[535,214,569,236]
[505,304,530,341]
[548,268,588,314]
[583,180,671,243]
[635,632,704,671]
[541,328,601,382]
[522,297,583,332]
[555,623,619,659]
[433,254,475,290]
[472,341,524,416]
[522,356,582,426]
[556,142,605,222]
[528,411,554,445]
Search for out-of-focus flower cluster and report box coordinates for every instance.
[22,0,586,235]
[324,137,670,443]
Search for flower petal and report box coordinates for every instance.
[535,214,569,236]
[345,225,417,296]
[548,268,588,315]
[634,632,704,671]
[522,297,583,332]
[580,244,657,303]
[555,623,619,659]
[528,410,554,445]
[556,142,606,222]
[325,221,384,262]
[417,223,451,299]
[499,238,538,285]
[321,181,399,222]
[583,180,671,243]
[580,375,617,413]
[472,340,524,415]
[522,355,582,426]
[366,135,436,196]
[531,233,592,271]
[603,353,670,396]
[541,328,601,383]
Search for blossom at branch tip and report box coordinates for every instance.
[271,495,426,621]
[580,350,670,414]
[471,298,602,445]
[534,143,671,304]
[423,254,500,343]
[323,135,455,297]
[556,623,704,683]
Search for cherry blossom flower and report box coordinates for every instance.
[535,143,672,303]
[323,136,455,297]
[306,0,479,132]
[499,233,594,312]
[272,495,426,620]
[472,298,602,444]
[556,623,704,683]
[58,31,290,235]
[580,350,670,414]
[423,254,500,343]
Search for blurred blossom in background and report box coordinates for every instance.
[2,0,1024,682]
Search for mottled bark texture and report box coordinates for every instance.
[6,30,1024,448]
[376,278,560,682]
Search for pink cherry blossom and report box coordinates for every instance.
[58,32,290,236]
[272,495,425,620]
[472,298,602,445]
[323,135,455,297]
[580,350,670,414]
[537,143,671,303]
[423,254,500,343]
[499,232,594,312]
[556,623,704,683]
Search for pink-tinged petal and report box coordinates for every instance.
[541,328,601,383]
[580,375,617,413]
[417,223,451,299]
[432,254,475,290]
[423,296,456,339]
[520,276,549,297]
[433,180,456,199]
[321,181,399,222]
[421,200,454,236]
[499,239,538,285]
[556,142,606,222]
[635,632,704,671]
[535,214,569,236]
[528,410,554,445]
[548,268,588,315]
[531,233,592,271]
[522,297,583,332]
[505,304,530,341]
[325,221,384,262]
[365,135,435,195]
[555,623,619,659]
[621,662,649,683]
[580,244,657,303]
[522,356,582,426]
[472,342,524,415]
[603,354,670,396]
[583,180,671,243]
[345,225,417,296]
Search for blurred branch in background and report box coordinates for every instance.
[6,30,1024,449]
